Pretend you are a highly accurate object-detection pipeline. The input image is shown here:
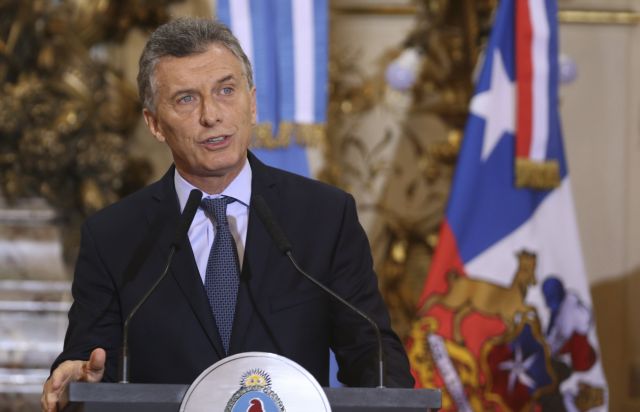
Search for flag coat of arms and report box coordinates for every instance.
[407,1,609,410]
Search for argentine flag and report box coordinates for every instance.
[216,0,328,179]
[215,0,339,386]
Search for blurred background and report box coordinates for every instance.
[0,0,638,410]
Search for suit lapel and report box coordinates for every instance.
[149,167,225,359]
[229,153,281,352]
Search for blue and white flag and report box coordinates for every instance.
[409,1,609,410]
[216,0,328,178]
[215,0,339,386]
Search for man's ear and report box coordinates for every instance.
[143,108,165,142]
[250,87,257,126]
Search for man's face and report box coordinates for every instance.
[143,43,256,189]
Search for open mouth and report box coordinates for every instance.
[201,135,230,145]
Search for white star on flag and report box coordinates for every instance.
[499,345,537,393]
[470,49,516,161]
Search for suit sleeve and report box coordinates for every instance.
[51,221,122,382]
[328,194,414,388]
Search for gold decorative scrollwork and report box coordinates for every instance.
[0,0,182,264]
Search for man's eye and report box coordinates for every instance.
[221,87,234,95]
[178,95,194,104]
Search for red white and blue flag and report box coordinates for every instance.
[407,1,608,410]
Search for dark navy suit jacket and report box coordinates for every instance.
[53,152,414,387]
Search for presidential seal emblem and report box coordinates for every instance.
[180,352,331,411]
[225,369,285,412]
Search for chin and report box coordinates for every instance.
[204,160,243,176]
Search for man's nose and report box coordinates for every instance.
[199,96,221,127]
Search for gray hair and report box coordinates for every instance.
[137,17,254,112]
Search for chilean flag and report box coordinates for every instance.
[408,1,609,410]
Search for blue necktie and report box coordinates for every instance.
[201,197,240,354]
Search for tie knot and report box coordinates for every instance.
[201,196,235,226]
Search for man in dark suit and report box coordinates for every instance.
[41,17,413,411]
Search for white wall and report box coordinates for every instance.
[558,3,640,283]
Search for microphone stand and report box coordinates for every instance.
[252,194,386,388]
[119,189,202,383]
[285,251,385,388]
[119,247,176,383]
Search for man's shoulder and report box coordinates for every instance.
[259,162,349,201]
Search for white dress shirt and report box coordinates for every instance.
[174,160,252,283]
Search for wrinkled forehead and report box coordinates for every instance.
[152,42,250,88]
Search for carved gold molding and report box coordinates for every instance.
[558,10,640,25]
[332,5,640,25]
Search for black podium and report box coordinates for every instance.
[62,382,441,411]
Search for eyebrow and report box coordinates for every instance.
[216,74,235,84]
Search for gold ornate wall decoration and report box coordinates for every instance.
[0,0,182,264]
[319,44,391,187]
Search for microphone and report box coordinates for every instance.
[251,195,385,388]
[119,188,203,383]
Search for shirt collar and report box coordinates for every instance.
[174,158,252,212]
